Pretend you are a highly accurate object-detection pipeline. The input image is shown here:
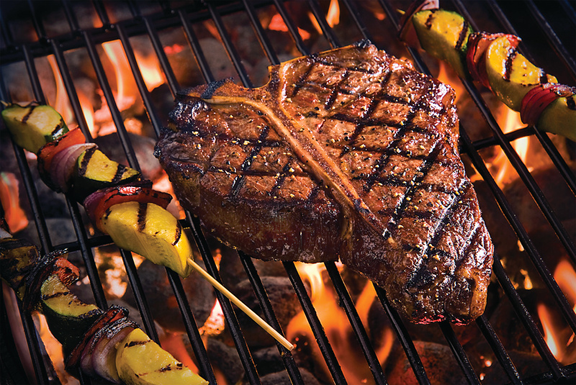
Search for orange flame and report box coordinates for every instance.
[134,51,165,92]
[0,172,28,233]
[309,0,340,35]
[77,90,96,135]
[287,263,392,383]
[102,40,136,111]
[47,55,74,125]
[554,259,576,312]
[268,13,311,40]
[326,0,340,28]
[537,260,576,363]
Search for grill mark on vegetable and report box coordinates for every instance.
[567,96,576,110]
[504,47,518,81]
[126,340,150,347]
[112,164,128,184]
[50,119,65,136]
[455,21,470,51]
[172,223,181,246]
[137,202,147,232]
[424,10,437,29]
[78,146,97,176]
[41,291,70,300]
[21,106,36,124]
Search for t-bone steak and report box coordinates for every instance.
[155,41,494,325]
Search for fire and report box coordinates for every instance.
[537,259,576,363]
[325,0,340,28]
[134,51,165,92]
[554,259,576,312]
[102,41,136,112]
[47,55,74,125]
[309,0,340,35]
[268,13,311,40]
[287,263,393,383]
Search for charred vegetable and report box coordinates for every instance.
[483,34,556,111]
[37,127,87,190]
[40,273,103,355]
[72,147,141,202]
[521,84,576,141]
[401,5,574,141]
[116,328,208,385]
[411,9,473,78]
[83,181,172,233]
[99,201,193,278]
[2,103,68,153]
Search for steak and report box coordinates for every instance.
[155,41,494,325]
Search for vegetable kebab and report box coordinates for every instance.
[0,218,208,384]
[0,102,295,380]
[399,0,576,141]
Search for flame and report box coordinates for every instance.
[537,259,576,363]
[287,263,392,383]
[0,172,28,233]
[326,0,340,28]
[537,304,563,359]
[492,108,528,186]
[308,0,340,35]
[36,313,80,385]
[102,41,136,111]
[159,331,198,373]
[554,259,576,312]
[134,51,165,92]
[268,13,311,40]
[47,55,74,125]
[77,90,95,135]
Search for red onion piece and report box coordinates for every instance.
[49,143,96,192]
[91,320,136,383]
[520,83,576,126]
[83,189,107,225]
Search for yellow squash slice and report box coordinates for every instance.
[101,202,193,277]
[115,328,208,385]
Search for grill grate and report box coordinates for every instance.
[1,1,575,384]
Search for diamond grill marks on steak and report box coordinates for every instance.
[156,42,494,324]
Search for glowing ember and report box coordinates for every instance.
[199,300,225,337]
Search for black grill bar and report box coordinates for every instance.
[324,262,388,385]
[1,1,576,384]
[283,261,348,383]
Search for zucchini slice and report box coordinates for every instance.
[412,9,473,78]
[40,274,103,354]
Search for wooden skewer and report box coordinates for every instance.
[187,258,294,351]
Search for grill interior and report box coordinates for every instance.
[1,0,575,384]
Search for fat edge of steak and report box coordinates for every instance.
[156,42,494,324]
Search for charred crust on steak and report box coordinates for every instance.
[156,42,494,324]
